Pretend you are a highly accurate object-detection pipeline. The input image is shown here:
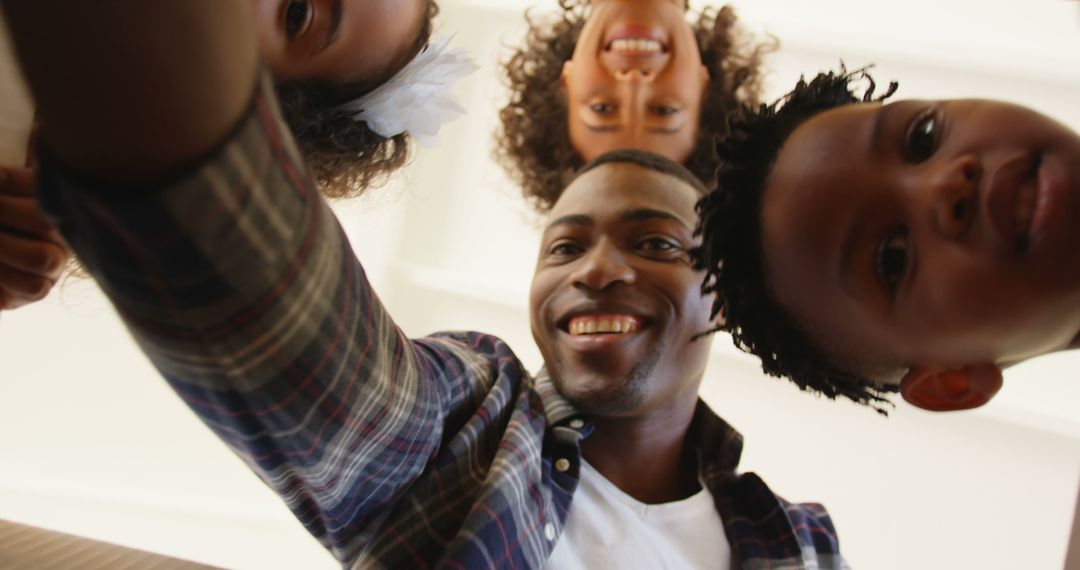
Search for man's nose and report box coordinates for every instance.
[571,240,636,291]
[922,154,980,241]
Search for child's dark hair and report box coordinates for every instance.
[693,67,900,413]
[274,1,439,199]
[496,0,771,213]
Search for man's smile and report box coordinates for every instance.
[566,314,643,336]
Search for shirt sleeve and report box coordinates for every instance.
[35,72,490,561]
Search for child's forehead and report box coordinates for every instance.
[788,102,883,150]
[768,105,881,193]
[772,98,935,183]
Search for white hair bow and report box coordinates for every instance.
[339,35,478,146]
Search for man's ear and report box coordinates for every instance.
[899,364,1003,412]
[560,61,572,89]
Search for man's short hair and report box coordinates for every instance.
[575,148,710,196]
[692,67,900,413]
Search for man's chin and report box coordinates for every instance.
[550,347,660,415]
[555,373,644,415]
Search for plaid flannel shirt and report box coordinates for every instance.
[38,74,847,570]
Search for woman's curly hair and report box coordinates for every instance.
[274,0,439,199]
[496,0,771,212]
[693,67,900,413]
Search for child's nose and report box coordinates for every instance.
[924,154,980,241]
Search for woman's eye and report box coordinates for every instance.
[875,228,909,294]
[284,0,312,40]
[590,102,616,115]
[906,110,939,163]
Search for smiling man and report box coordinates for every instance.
[531,152,845,568]
[6,2,843,567]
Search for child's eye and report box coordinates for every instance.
[905,109,939,163]
[590,102,616,115]
[875,228,909,294]
[284,0,312,40]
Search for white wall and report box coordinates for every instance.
[2,1,1080,568]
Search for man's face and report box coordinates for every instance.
[761,99,1080,379]
[529,162,713,416]
[562,0,708,164]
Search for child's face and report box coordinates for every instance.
[759,99,1080,381]
[252,0,428,86]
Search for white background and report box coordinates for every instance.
[3,0,1080,568]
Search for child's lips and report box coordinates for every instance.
[984,153,1040,250]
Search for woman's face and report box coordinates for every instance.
[562,0,708,163]
[252,0,428,88]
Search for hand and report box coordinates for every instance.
[0,166,71,310]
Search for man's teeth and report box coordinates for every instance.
[1015,184,1036,236]
[609,39,663,53]
[568,316,639,336]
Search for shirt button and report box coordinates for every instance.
[544,523,557,541]
[569,418,585,429]
[555,458,571,472]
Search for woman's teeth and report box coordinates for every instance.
[609,38,663,53]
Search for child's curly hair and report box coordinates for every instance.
[496,0,770,212]
[274,0,439,199]
[693,67,901,413]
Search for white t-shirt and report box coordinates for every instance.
[543,460,731,569]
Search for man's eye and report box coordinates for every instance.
[549,242,583,256]
[284,0,312,40]
[906,110,939,163]
[652,105,680,117]
[590,102,616,115]
[638,237,681,255]
[875,228,909,294]
[640,238,675,250]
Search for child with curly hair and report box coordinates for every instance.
[497,0,771,212]
[257,0,470,196]
[0,0,474,310]
[695,67,1080,414]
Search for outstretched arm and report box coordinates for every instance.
[1,3,499,565]
[2,0,259,186]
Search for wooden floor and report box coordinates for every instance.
[0,519,220,570]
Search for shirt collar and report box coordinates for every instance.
[534,368,744,475]
[688,399,744,478]
[533,367,581,426]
